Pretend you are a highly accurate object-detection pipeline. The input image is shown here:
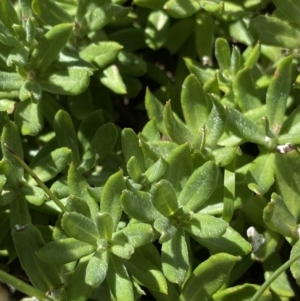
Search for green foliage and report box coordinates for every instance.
[1,0,300,301]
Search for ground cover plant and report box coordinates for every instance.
[1,0,300,300]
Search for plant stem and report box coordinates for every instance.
[0,270,53,301]
[4,143,66,212]
[250,252,300,301]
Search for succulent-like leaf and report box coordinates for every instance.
[179,253,238,301]
[61,212,99,245]
[36,238,96,265]
[178,161,218,212]
[162,227,189,284]
[266,55,292,133]
[100,170,125,230]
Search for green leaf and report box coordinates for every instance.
[7,46,29,67]
[125,247,168,294]
[145,10,169,50]
[54,110,80,166]
[95,212,114,240]
[274,150,300,220]
[164,101,194,144]
[195,11,214,65]
[29,23,73,73]
[178,161,218,212]
[19,80,42,103]
[0,0,19,35]
[262,252,294,298]
[247,152,275,195]
[29,147,71,184]
[122,128,145,170]
[117,51,147,77]
[91,122,118,160]
[67,256,93,301]
[233,68,261,112]
[162,228,189,284]
[110,241,134,259]
[179,253,238,301]
[32,0,73,25]
[164,143,192,192]
[78,0,112,32]
[20,184,46,206]
[225,106,267,146]
[133,0,167,9]
[183,213,227,239]
[263,193,298,238]
[106,253,134,301]
[266,55,292,133]
[212,284,271,301]
[191,226,252,256]
[9,195,32,227]
[68,163,99,220]
[154,216,177,243]
[164,0,201,18]
[40,68,91,96]
[36,238,96,265]
[165,18,193,54]
[101,170,126,230]
[126,156,142,182]
[273,0,300,27]
[0,71,24,93]
[1,121,24,188]
[99,65,127,94]
[80,41,123,69]
[145,88,167,135]
[181,74,210,135]
[151,180,179,216]
[142,157,167,184]
[66,195,91,218]
[121,190,163,223]
[62,212,99,245]
[122,222,154,248]
[291,239,300,285]
[14,98,43,136]
[249,16,300,49]
[12,224,62,293]
[85,250,109,288]
[215,38,231,75]
[222,158,235,222]
[243,42,261,69]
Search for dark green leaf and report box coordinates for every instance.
[125,247,168,294]
[273,0,300,27]
[0,0,19,35]
[32,0,73,25]
[54,110,80,166]
[164,0,201,18]
[12,224,62,292]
